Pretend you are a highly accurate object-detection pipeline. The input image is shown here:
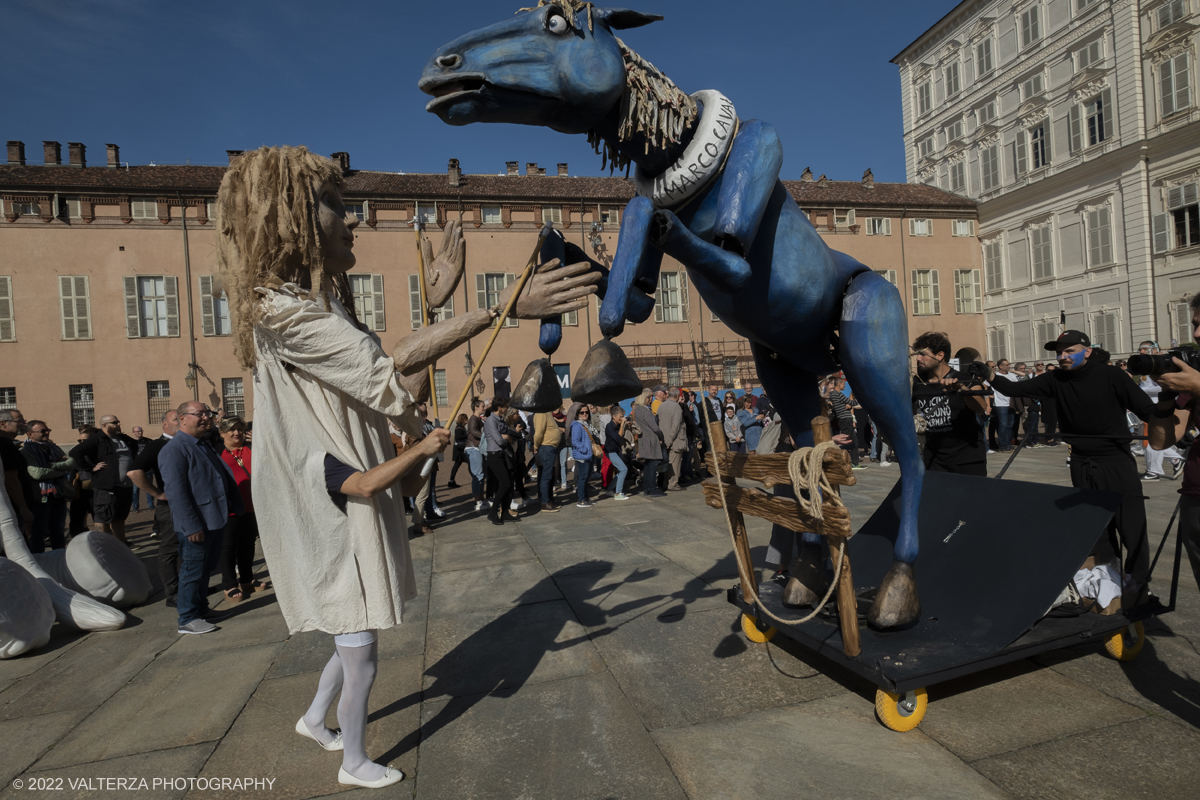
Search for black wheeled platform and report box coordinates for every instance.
[728,471,1179,694]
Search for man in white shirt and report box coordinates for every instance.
[991,359,1016,452]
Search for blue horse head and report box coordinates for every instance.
[421,3,659,136]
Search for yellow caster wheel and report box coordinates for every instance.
[1104,621,1145,661]
[875,687,927,732]
[741,613,776,643]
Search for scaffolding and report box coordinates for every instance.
[622,339,759,390]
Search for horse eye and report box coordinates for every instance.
[547,13,568,34]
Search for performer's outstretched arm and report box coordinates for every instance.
[338,428,452,498]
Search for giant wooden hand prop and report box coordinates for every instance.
[420,219,466,310]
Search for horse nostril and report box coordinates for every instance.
[437,54,462,70]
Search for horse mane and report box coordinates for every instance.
[516,1,697,175]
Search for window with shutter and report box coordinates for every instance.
[1091,312,1118,351]
[867,218,892,236]
[1021,7,1040,47]
[0,276,13,342]
[371,274,386,330]
[984,239,1004,292]
[130,199,157,220]
[1015,129,1028,177]
[1174,301,1193,347]
[1069,104,1083,154]
[834,209,855,227]
[1158,0,1187,29]
[349,273,385,331]
[479,273,517,327]
[434,369,448,408]
[1154,212,1173,253]
[655,271,687,322]
[954,269,982,314]
[977,38,994,76]
[563,309,579,326]
[164,276,180,337]
[59,276,91,340]
[945,63,961,98]
[1031,122,1049,169]
[1168,182,1200,249]
[200,275,216,336]
[874,269,897,285]
[981,145,1000,191]
[481,205,501,224]
[123,276,140,338]
[1036,320,1058,348]
[409,274,423,330]
[916,81,932,115]
[952,219,974,237]
[1077,39,1102,71]
[911,270,940,315]
[1086,207,1113,266]
[988,328,1009,361]
[542,205,562,224]
[1160,53,1192,119]
[1085,91,1110,146]
[950,162,965,193]
[1031,226,1055,280]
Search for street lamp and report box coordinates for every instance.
[184,367,197,392]
[464,351,474,375]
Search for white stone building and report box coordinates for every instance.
[893,0,1200,361]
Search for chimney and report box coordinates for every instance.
[331,151,350,173]
[525,162,538,176]
[68,142,86,168]
[106,143,120,168]
[448,158,461,187]
[226,150,244,165]
[6,141,25,166]
[43,141,61,166]
[557,163,568,177]
[800,167,813,183]
[861,168,874,189]
[817,174,828,187]
[506,161,518,176]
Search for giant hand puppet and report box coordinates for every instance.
[420,1,924,627]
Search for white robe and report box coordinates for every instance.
[252,284,424,635]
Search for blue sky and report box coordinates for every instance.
[8,0,953,183]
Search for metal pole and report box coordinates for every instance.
[178,192,198,401]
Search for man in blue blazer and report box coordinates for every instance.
[159,400,245,635]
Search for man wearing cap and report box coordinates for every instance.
[988,330,1155,591]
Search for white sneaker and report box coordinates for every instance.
[510,500,521,511]
[986,449,996,454]
[432,507,446,518]
[615,493,630,501]
[879,460,892,467]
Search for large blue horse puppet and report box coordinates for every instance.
[420,1,924,628]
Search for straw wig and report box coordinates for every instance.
[215,146,352,370]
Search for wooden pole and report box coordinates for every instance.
[413,222,439,421]
[811,415,861,658]
[707,418,758,603]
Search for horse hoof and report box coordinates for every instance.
[867,562,920,629]
[781,547,828,608]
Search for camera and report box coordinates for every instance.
[1127,348,1200,375]
[958,360,991,385]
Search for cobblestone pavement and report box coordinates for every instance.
[2,446,1198,800]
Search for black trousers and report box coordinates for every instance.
[1042,398,1059,442]
[155,502,179,601]
[486,452,513,521]
[69,488,92,535]
[1070,451,1149,584]
[221,512,258,590]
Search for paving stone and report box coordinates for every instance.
[195,656,422,800]
[0,709,89,787]
[167,593,291,655]
[0,623,178,720]
[918,661,1145,762]
[35,642,283,769]
[427,517,517,544]
[653,694,1010,800]
[531,536,668,576]
[416,672,684,800]
[593,608,845,730]
[1,743,218,800]
[0,628,88,686]
[554,561,726,629]
[650,536,767,581]
[428,560,557,616]
[423,600,604,699]
[516,519,629,547]
[267,630,336,681]
[432,535,535,574]
[1033,633,1200,731]
[973,715,1200,800]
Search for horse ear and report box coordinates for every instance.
[596,9,664,30]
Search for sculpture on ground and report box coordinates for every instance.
[0,484,132,658]
[420,1,924,627]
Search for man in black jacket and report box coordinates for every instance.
[127,410,181,605]
[70,414,138,545]
[989,330,1154,588]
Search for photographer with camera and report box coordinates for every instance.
[988,331,1154,590]
[912,332,991,476]
[1142,304,1200,592]
[1134,341,1185,481]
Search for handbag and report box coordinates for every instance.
[584,426,604,459]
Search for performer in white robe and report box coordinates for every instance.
[215,146,599,789]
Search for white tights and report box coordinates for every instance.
[303,634,385,782]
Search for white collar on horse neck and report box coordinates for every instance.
[634,90,738,209]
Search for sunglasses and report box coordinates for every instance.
[31,429,51,434]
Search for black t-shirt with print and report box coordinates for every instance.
[913,368,987,475]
